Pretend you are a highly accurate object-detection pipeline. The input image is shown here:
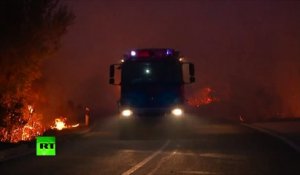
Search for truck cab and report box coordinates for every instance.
[109,48,195,119]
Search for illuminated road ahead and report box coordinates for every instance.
[1,114,299,175]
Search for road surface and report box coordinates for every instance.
[0,113,299,175]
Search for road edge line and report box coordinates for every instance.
[122,140,170,175]
[242,123,300,154]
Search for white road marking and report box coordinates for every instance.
[147,150,177,175]
[122,140,170,175]
[198,152,245,160]
[243,123,300,153]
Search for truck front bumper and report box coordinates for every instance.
[119,106,184,119]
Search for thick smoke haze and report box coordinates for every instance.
[44,0,300,120]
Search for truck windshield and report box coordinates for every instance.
[121,61,182,85]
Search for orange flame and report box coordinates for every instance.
[0,105,45,143]
[188,87,219,107]
[1,105,81,143]
[51,117,79,131]
[53,118,66,130]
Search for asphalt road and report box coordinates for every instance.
[0,113,299,175]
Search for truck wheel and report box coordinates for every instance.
[168,118,187,138]
[119,128,130,139]
[118,120,133,139]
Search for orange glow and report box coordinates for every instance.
[72,123,80,127]
[51,117,79,131]
[1,105,80,143]
[53,118,66,130]
[0,105,45,143]
[28,105,34,114]
[188,87,219,107]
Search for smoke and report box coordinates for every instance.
[43,0,300,121]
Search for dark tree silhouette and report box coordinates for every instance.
[0,0,74,141]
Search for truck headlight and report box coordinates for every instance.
[121,109,133,117]
[171,108,183,117]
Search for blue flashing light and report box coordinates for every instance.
[166,49,173,56]
[125,48,177,60]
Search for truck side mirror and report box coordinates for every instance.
[189,63,195,83]
[109,65,115,78]
[189,63,195,76]
[109,64,121,85]
[109,65,115,84]
[109,78,115,84]
[182,62,195,84]
[190,76,195,83]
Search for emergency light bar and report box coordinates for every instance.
[124,48,178,60]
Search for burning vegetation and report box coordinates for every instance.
[188,87,219,107]
[0,0,74,143]
[0,105,45,143]
[0,105,80,143]
[51,117,79,131]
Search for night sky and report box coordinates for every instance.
[44,0,300,119]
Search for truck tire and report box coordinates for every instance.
[118,120,133,139]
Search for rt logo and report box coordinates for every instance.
[36,136,56,156]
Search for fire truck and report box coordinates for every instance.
[109,48,195,120]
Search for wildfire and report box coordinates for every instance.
[188,87,219,107]
[0,105,45,143]
[1,105,80,143]
[53,118,66,130]
[51,117,79,131]
[28,105,34,114]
